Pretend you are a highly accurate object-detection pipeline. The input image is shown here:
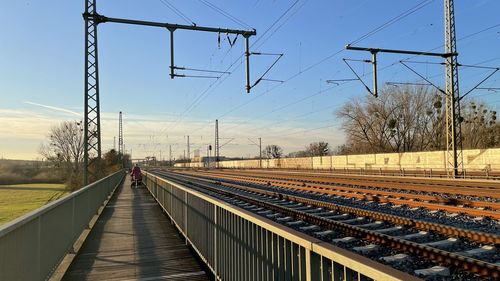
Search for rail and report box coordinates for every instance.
[143,171,418,281]
[0,170,125,281]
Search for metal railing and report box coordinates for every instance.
[0,170,125,281]
[143,172,417,281]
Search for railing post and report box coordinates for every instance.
[37,216,41,280]
[184,191,188,245]
[71,197,76,242]
[305,248,312,281]
[213,205,218,275]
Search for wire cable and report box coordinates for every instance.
[160,3,499,145]
[349,0,435,45]
[250,0,301,48]
[197,0,253,29]
[159,0,306,134]
[158,0,196,26]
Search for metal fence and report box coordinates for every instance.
[143,172,417,281]
[0,170,125,281]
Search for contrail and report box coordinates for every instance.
[23,101,81,117]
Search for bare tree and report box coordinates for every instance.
[39,121,84,188]
[461,101,499,149]
[305,142,330,156]
[263,145,283,159]
[336,85,445,153]
[287,150,308,158]
[335,85,498,154]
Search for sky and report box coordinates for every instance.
[1,0,499,160]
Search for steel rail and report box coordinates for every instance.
[152,170,500,278]
[164,170,500,244]
[181,170,500,214]
[243,167,500,179]
[211,169,500,199]
[175,170,500,219]
[144,171,422,281]
[241,169,500,188]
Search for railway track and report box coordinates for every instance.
[150,170,500,280]
[256,168,500,180]
[177,169,500,220]
[229,169,500,193]
[195,169,500,197]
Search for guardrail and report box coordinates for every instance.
[0,170,125,281]
[143,171,417,281]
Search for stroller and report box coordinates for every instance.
[130,165,142,188]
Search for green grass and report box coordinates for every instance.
[0,183,68,225]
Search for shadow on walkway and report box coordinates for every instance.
[62,175,210,281]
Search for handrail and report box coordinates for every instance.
[0,170,126,281]
[143,171,418,281]
[0,171,122,236]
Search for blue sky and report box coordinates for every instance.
[1,0,499,160]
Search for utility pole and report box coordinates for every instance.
[444,0,463,177]
[113,136,116,151]
[118,111,123,155]
[82,0,256,184]
[169,144,172,166]
[187,135,190,163]
[210,145,213,169]
[215,120,220,168]
[259,137,262,169]
[83,0,102,185]
[248,137,262,168]
[344,0,464,177]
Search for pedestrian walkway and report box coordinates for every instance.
[63,176,210,280]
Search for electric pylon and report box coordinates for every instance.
[444,0,463,177]
[215,120,219,168]
[82,0,255,184]
[118,111,124,155]
[83,0,102,185]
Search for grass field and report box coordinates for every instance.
[0,183,68,225]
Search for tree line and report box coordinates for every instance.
[40,121,130,190]
[260,141,331,159]
[259,85,498,159]
[335,85,498,155]
[40,85,498,180]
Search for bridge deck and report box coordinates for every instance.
[63,175,210,281]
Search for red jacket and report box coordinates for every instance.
[131,166,142,180]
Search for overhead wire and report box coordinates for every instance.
[181,0,307,115]
[154,0,247,137]
[197,0,253,29]
[349,0,435,45]
[216,0,440,127]
[162,0,433,145]
[159,0,307,135]
[253,0,309,52]
[250,0,301,48]
[216,1,442,133]
[158,0,196,26]
[233,102,344,136]
[157,3,499,154]
[226,24,500,138]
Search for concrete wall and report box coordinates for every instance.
[175,148,500,171]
